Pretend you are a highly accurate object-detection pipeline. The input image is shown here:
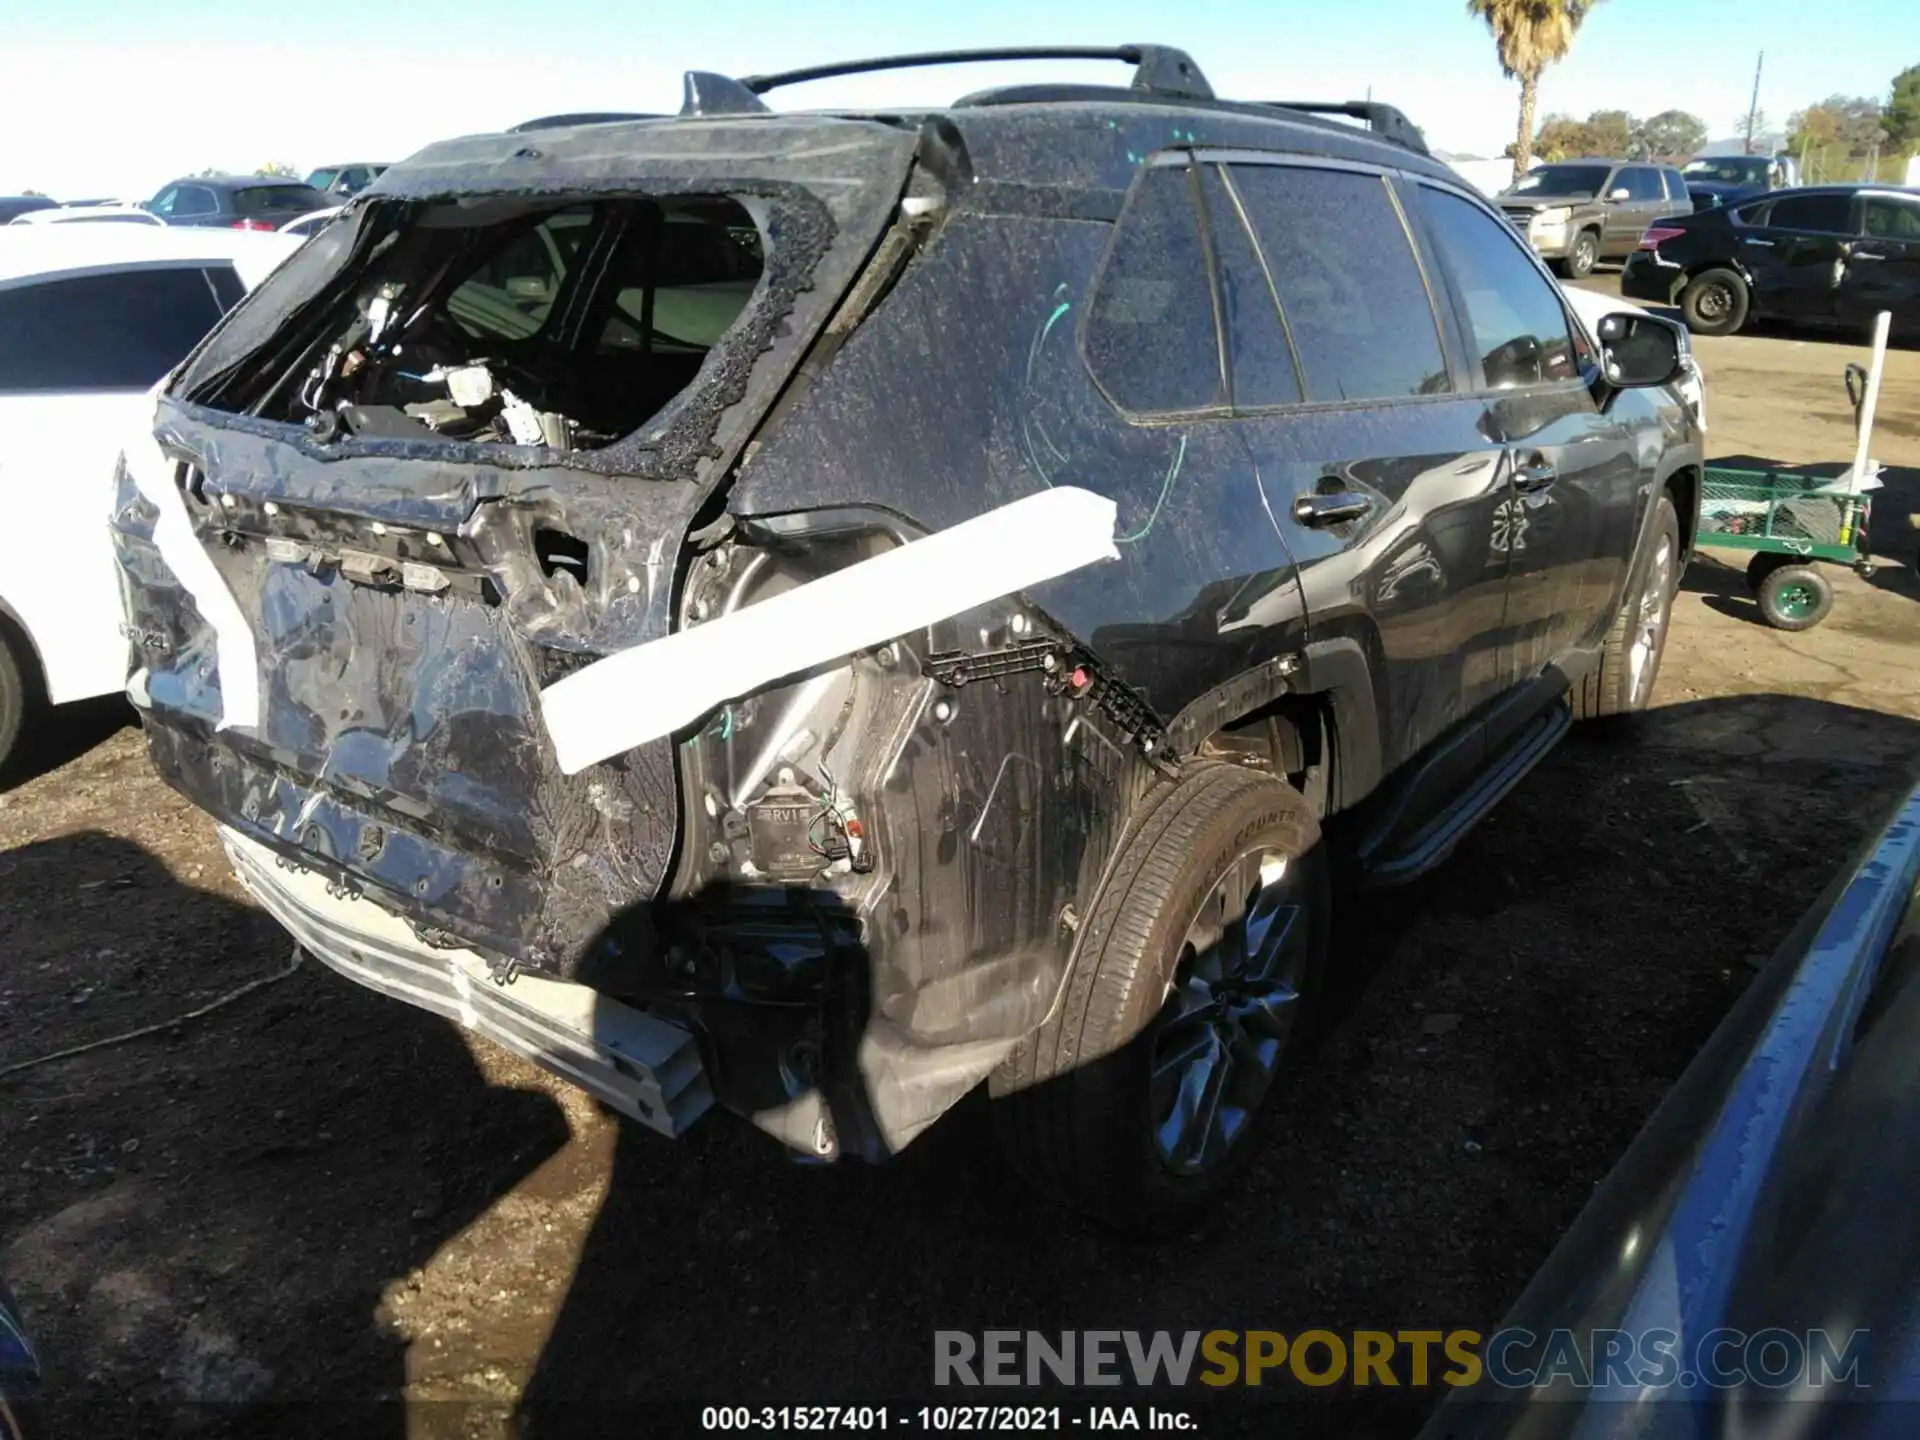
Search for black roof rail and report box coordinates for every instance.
[738,44,1213,101]
[507,112,663,134]
[1261,100,1429,156]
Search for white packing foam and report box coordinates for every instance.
[539,484,1120,775]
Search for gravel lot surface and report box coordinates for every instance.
[4,276,1918,1437]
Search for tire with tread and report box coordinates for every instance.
[991,761,1329,1233]
[1574,492,1681,722]
[1746,550,1797,593]
[0,629,29,775]
[1755,563,1833,631]
[1680,267,1750,336]
[1563,229,1600,279]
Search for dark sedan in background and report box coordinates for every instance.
[141,175,330,231]
[1623,184,1920,335]
[0,198,56,225]
[1680,152,1802,211]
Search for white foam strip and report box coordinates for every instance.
[125,402,260,731]
[540,485,1119,776]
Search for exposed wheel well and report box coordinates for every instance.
[1196,694,1335,820]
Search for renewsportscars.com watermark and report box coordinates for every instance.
[934,1328,1872,1392]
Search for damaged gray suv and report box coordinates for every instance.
[111,45,1702,1231]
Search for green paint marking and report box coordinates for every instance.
[1116,434,1190,545]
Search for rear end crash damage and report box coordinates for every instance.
[645,500,1189,1157]
[111,118,1190,1160]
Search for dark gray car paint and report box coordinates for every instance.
[112,97,1701,1150]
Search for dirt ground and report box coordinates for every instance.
[4,279,1919,1439]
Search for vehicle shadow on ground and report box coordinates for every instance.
[0,697,133,795]
[517,694,1920,1436]
[0,832,570,1439]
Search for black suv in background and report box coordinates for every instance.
[1498,158,1692,277]
[112,45,1701,1231]
[142,175,331,230]
[1624,184,1920,335]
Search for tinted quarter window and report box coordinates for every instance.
[235,186,326,216]
[1198,166,1304,408]
[0,267,226,392]
[1229,164,1449,403]
[1863,195,1920,240]
[1084,162,1225,414]
[1416,187,1579,389]
[1766,193,1854,235]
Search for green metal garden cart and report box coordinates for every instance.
[1696,345,1886,632]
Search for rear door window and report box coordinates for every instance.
[597,210,764,355]
[1226,163,1450,403]
[1083,161,1225,414]
[445,207,592,341]
[1863,195,1920,241]
[1414,186,1580,390]
[1765,193,1855,235]
[1620,167,1664,201]
[1197,166,1304,409]
[0,266,227,392]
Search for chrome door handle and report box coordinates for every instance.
[1292,492,1372,527]
[1513,458,1558,492]
[1848,252,1886,262]
[1744,238,1775,248]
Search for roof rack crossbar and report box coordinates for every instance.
[739,44,1213,101]
[1262,100,1429,156]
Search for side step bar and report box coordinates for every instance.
[1364,698,1572,887]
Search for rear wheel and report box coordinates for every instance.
[1574,493,1681,721]
[992,762,1329,1233]
[1680,267,1750,336]
[1756,563,1833,630]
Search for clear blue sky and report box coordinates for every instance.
[4,0,1914,197]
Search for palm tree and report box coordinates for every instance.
[1468,0,1605,181]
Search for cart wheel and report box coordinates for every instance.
[1745,551,1796,594]
[1756,564,1834,631]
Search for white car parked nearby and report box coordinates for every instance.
[0,227,301,766]
[8,205,167,227]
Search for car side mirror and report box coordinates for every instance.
[1609,187,1631,201]
[1595,312,1682,387]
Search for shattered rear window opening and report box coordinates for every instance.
[190,192,772,461]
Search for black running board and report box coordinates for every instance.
[1362,698,1572,887]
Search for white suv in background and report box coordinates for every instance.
[0,227,300,768]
